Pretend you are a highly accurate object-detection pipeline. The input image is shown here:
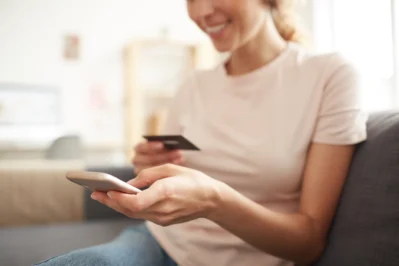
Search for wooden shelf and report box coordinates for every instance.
[123,38,218,162]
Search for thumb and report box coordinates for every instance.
[128,164,183,189]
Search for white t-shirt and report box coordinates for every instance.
[146,42,367,266]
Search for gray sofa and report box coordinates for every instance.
[1,111,398,266]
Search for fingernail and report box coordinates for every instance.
[107,192,113,198]
[91,194,98,200]
[172,151,182,159]
[174,158,184,165]
[154,143,163,149]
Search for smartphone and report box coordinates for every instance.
[66,171,141,194]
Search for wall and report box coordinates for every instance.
[296,0,314,40]
[0,0,205,148]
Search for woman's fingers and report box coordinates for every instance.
[172,157,185,165]
[134,141,164,154]
[106,188,183,226]
[129,164,185,189]
[99,190,171,220]
[133,150,182,166]
[132,141,184,176]
[91,192,133,217]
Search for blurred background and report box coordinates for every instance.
[0,0,398,166]
[0,0,218,166]
[1,1,399,265]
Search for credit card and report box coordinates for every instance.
[143,135,200,151]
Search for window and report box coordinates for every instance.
[313,0,399,111]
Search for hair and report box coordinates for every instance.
[266,0,307,44]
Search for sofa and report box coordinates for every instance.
[0,111,398,266]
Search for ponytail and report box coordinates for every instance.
[267,0,307,44]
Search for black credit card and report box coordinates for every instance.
[143,135,200,151]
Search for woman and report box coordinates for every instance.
[37,0,367,265]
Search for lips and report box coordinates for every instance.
[204,20,232,38]
[206,23,228,34]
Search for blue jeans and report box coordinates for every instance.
[34,223,177,266]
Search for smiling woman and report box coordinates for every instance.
[186,0,306,53]
[35,1,367,266]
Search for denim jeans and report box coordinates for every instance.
[34,223,177,266]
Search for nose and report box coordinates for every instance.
[189,0,215,21]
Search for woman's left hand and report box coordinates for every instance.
[91,164,225,226]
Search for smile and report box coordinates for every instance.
[206,23,228,34]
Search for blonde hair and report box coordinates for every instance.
[266,0,307,44]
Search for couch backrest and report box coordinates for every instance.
[314,111,399,266]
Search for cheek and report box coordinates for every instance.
[186,4,200,29]
[230,3,257,35]
[187,10,196,26]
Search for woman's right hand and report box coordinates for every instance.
[132,141,184,174]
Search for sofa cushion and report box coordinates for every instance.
[314,111,399,266]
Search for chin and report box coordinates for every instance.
[211,41,234,53]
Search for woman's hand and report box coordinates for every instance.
[91,164,226,226]
[132,141,184,174]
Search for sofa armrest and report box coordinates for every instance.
[0,160,85,227]
[0,162,138,227]
[84,165,136,220]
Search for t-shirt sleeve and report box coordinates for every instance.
[161,73,194,135]
[312,54,368,145]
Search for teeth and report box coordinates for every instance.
[206,23,227,34]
